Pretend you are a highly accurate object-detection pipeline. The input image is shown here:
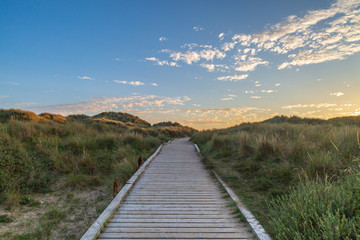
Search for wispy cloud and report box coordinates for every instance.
[78,76,95,80]
[217,74,248,81]
[193,26,204,32]
[145,57,179,67]
[151,83,159,86]
[159,36,167,41]
[221,94,237,101]
[146,0,360,82]
[0,95,9,99]
[251,96,261,99]
[330,92,344,96]
[282,103,338,109]
[235,56,269,72]
[261,90,275,93]
[29,95,191,115]
[113,80,145,86]
[219,33,225,40]
[221,97,234,101]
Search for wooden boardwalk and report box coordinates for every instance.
[96,138,254,239]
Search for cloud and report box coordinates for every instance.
[147,0,360,81]
[0,95,9,98]
[159,36,167,41]
[221,97,234,101]
[169,51,201,64]
[78,76,95,80]
[261,90,275,93]
[113,80,145,86]
[145,57,179,67]
[251,96,261,99]
[200,63,215,72]
[235,57,269,72]
[29,95,191,116]
[330,92,344,96]
[275,83,281,87]
[217,74,248,81]
[221,94,237,101]
[282,103,338,109]
[151,83,159,86]
[193,26,204,31]
[219,33,225,40]
[165,48,226,64]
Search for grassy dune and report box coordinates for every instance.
[0,109,195,239]
[192,118,360,239]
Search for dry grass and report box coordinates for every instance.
[192,120,360,239]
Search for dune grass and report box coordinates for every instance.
[192,121,360,239]
[0,109,196,239]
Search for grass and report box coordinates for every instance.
[191,120,360,239]
[0,108,196,239]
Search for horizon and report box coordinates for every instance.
[2,107,359,131]
[1,0,360,130]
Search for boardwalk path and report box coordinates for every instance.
[97,138,254,239]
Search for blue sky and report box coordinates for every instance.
[1,0,359,129]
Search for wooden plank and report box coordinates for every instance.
[98,232,253,239]
[106,222,245,228]
[102,227,248,233]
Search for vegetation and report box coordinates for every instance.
[0,108,196,239]
[191,116,360,239]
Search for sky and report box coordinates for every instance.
[1,0,359,129]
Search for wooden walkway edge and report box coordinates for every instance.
[80,145,163,240]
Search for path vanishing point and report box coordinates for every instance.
[83,138,257,239]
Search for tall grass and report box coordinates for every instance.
[192,122,360,239]
[0,119,185,204]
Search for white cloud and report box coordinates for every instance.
[222,42,236,51]
[30,95,191,115]
[166,48,226,65]
[147,0,360,81]
[282,103,338,109]
[145,57,179,67]
[151,83,159,86]
[261,90,275,93]
[169,51,201,64]
[78,76,95,80]
[219,33,225,40]
[217,74,248,81]
[221,97,234,101]
[114,80,144,86]
[330,91,344,96]
[199,49,226,61]
[251,96,262,99]
[245,90,255,94]
[235,57,269,72]
[275,83,281,87]
[193,26,204,31]
[159,36,167,41]
[200,63,215,72]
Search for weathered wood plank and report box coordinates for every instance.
[98,232,254,239]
